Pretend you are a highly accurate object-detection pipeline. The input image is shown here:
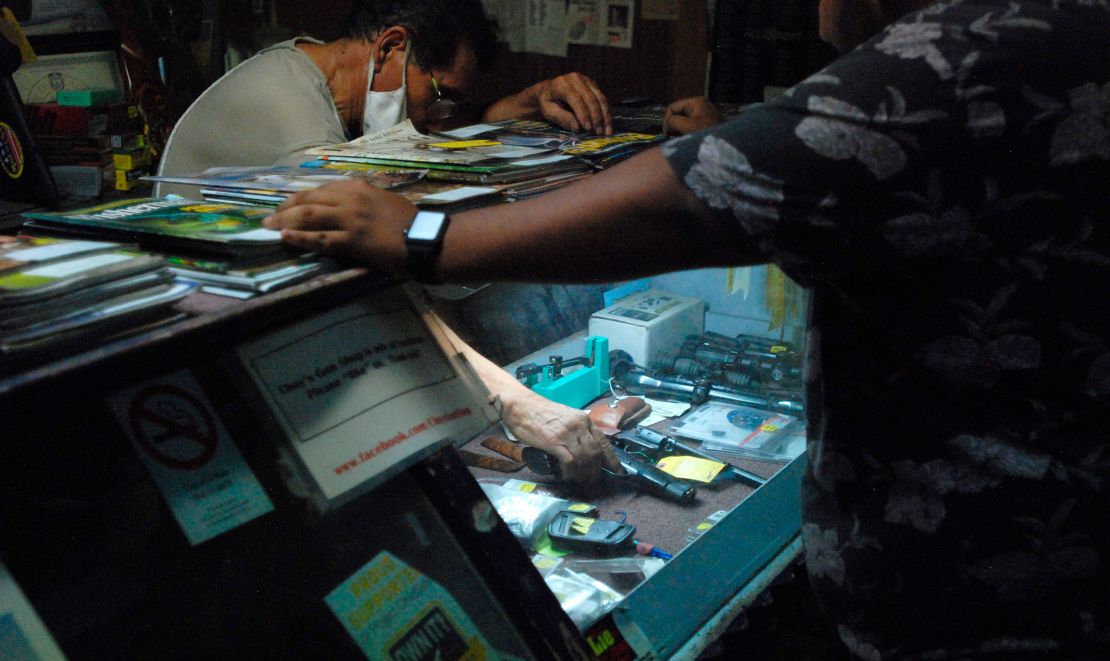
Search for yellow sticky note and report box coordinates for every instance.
[427,139,501,149]
[656,455,726,483]
[571,517,596,534]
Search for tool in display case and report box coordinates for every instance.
[610,355,805,415]
[514,335,611,408]
[613,427,767,487]
[546,510,637,556]
[656,331,803,391]
[520,439,697,503]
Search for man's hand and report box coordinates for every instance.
[663,96,724,136]
[484,72,612,136]
[262,179,417,274]
[499,386,622,484]
[533,72,612,135]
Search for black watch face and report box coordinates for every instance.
[407,212,446,242]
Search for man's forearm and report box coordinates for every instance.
[482,83,544,123]
[435,148,747,283]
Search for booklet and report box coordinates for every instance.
[21,197,284,256]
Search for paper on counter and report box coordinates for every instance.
[638,397,692,427]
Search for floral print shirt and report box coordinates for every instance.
[663,1,1110,658]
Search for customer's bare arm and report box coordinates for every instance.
[263,146,746,285]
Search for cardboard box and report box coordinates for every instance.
[588,289,705,368]
[26,102,140,138]
[49,163,112,198]
[114,167,150,191]
[112,146,150,170]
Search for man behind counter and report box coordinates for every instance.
[156,0,612,189]
[155,0,622,483]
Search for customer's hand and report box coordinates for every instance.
[263,179,417,275]
[663,96,724,136]
[499,385,622,484]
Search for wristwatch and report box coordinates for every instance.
[404,210,451,284]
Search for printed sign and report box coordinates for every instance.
[584,612,655,660]
[107,369,274,545]
[237,288,490,501]
[0,562,66,660]
[325,552,495,661]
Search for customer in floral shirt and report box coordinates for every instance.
[266,0,1109,657]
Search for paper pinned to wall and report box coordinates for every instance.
[566,0,603,46]
[525,0,568,57]
[489,0,636,54]
[567,0,634,49]
[24,0,112,36]
[604,0,634,48]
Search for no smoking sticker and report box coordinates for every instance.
[129,384,219,470]
[108,369,273,545]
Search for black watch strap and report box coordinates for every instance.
[404,210,450,284]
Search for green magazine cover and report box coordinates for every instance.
[22,197,282,249]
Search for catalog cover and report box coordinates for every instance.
[22,197,282,248]
[307,120,555,165]
[144,164,427,193]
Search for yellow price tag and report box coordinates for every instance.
[760,424,780,432]
[567,503,593,512]
[571,517,596,534]
[427,139,501,149]
[656,456,726,483]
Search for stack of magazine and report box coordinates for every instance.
[145,165,505,213]
[299,119,662,187]
[20,198,331,298]
[0,236,192,363]
[143,120,663,213]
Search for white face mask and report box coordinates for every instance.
[362,43,410,134]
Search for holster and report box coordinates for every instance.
[586,396,651,431]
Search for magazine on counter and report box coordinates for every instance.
[21,197,285,256]
[0,236,167,306]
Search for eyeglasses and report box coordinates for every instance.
[427,77,457,121]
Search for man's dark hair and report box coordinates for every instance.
[344,0,501,72]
